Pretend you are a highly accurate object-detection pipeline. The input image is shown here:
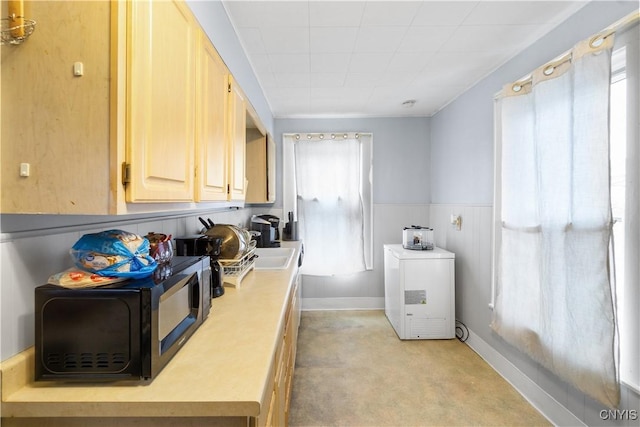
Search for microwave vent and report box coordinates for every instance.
[45,352,128,372]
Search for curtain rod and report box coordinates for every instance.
[291,132,365,141]
[507,10,639,93]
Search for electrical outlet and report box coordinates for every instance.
[450,214,462,231]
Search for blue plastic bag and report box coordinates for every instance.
[70,230,157,279]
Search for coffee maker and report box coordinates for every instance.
[174,236,224,298]
[250,215,280,248]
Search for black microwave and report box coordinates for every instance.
[34,256,211,382]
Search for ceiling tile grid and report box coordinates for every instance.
[222,0,587,118]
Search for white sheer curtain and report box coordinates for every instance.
[492,36,619,408]
[294,135,367,276]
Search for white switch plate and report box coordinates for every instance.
[19,163,30,177]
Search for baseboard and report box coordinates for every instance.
[465,329,585,427]
[301,297,384,311]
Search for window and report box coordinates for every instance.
[610,25,639,392]
[282,133,372,276]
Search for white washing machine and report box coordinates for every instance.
[384,244,455,340]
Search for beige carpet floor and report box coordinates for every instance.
[289,310,551,427]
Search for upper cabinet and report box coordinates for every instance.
[0,0,260,214]
[228,76,247,202]
[1,1,113,214]
[245,96,276,204]
[246,126,276,204]
[125,0,196,203]
[195,30,229,202]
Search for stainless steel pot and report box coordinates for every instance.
[203,223,254,259]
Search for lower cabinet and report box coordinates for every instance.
[262,275,300,427]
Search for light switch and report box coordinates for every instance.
[20,163,30,177]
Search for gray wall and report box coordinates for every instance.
[429,1,640,425]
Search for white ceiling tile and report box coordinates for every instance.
[309,2,366,27]
[463,1,585,25]
[363,100,432,117]
[411,2,479,26]
[368,86,429,115]
[307,97,369,115]
[272,98,311,117]
[310,73,347,88]
[275,73,310,88]
[347,53,394,73]
[269,88,311,115]
[379,71,422,88]
[248,54,272,73]
[360,1,422,26]
[417,51,506,86]
[354,26,408,53]
[223,2,270,28]
[343,73,386,88]
[417,85,469,113]
[440,24,542,53]
[398,26,457,53]
[310,53,352,73]
[387,53,432,73]
[372,82,464,115]
[268,54,310,73]
[260,27,309,54]
[310,87,374,101]
[256,72,277,89]
[270,87,310,99]
[256,1,310,28]
[310,27,359,53]
[236,28,266,54]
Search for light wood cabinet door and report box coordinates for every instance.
[196,33,229,201]
[228,77,247,201]
[126,0,196,202]
[246,132,276,204]
[245,131,267,203]
[266,134,277,203]
[0,1,113,214]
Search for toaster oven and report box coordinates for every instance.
[402,226,434,250]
